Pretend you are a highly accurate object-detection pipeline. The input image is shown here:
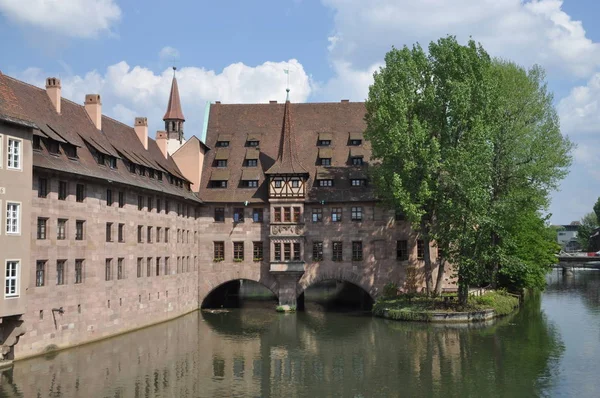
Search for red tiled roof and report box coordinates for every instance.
[199,101,374,203]
[0,72,36,128]
[265,100,308,175]
[163,76,185,121]
[0,73,200,203]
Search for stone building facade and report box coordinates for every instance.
[0,70,451,360]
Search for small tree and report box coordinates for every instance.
[577,212,598,252]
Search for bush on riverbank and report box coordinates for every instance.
[373,291,519,319]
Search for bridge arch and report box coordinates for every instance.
[297,271,377,302]
[200,276,279,309]
[296,271,376,311]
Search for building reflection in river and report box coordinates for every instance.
[0,292,565,398]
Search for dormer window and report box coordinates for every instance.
[351,179,365,187]
[244,180,258,188]
[318,179,333,187]
[318,147,333,166]
[246,159,257,167]
[108,156,117,169]
[33,135,42,150]
[247,140,259,147]
[318,132,332,146]
[348,133,363,146]
[63,143,77,159]
[216,141,229,147]
[320,158,331,166]
[97,152,105,166]
[351,157,364,166]
[216,160,227,167]
[157,171,163,181]
[216,133,231,148]
[47,139,60,155]
[129,162,136,173]
[210,180,227,188]
[149,169,155,179]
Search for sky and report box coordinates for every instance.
[1,0,600,225]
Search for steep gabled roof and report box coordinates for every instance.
[265,100,308,175]
[163,76,185,121]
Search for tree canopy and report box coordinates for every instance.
[365,36,572,302]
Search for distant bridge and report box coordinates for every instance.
[555,256,600,273]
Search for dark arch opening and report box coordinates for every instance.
[298,279,373,312]
[201,279,277,309]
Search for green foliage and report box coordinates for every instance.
[577,212,598,252]
[382,282,399,299]
[470,291,520,316]
[365,36,573,300]
[276,305,296,313]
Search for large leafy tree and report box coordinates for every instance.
[577,212,598,251]
[366,36,572,303]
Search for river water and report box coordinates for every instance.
[1,270,598,398]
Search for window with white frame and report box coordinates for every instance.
[5,260,19,297]
[6,202,20,234]
[7,138,21,169]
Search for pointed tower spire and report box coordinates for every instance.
[163,67,185,121]
[265,96,308,175]
[163,66,185,146]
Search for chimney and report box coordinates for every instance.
[155,130,168,159]
[45,77,61,113]
[84,94,102,130]
[215,101,221,104]
[269,100,277,104]
[134,117,148,150]
[341,99,349,103]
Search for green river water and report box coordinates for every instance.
[1,269,599,397]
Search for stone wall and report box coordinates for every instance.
[14,170,200,359]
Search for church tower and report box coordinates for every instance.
[163,67,186,155]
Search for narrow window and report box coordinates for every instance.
[7,138,21,169]
[214,242,225,261]
[417,240,425,260]
[57,260,65,285]
[293,242,301,261]
[333,241,343,261]
[76,183,85,202]
[165,227,169,243]
[5,260,19,297]
[253,242,263,261]
[396,240,408,261]
[147,257,152,277]
[6,202,20,234]
[274,243,281,261]
[253,208,263,223]
[293,207,301,223]
[283,207,291,222]
[331,207,342,222]
[57,219,67,240]
[352,241,363,261]
[75,259,83,284]
[118,191,125,208]
[351,206,363,221]
[312,242,323,261]
[38,177,48,198]
[165,257,170,275]
[233,242,244,261]
[137,258,143,278]
[165,200,170,214]
[76,220,85,240]
[147,226,152,243]
[106,189,113,206]
[157,227,162,243]
[137,225,143,243]
[105,259,112,281]
[58,181,67,200]
[274,207,282,222]
[312,208,323,223]
[36,261,46,287]
[147,196,153,212]
[137,195,143,210]
[233,208,244,222]
[37,217,47,239]
[284,243,291,261]
[214,207,225,222]
[157,199,161,213]
[118,223,124,242]
[105,222,112,242]
[156,257,160,276]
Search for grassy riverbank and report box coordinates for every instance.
[373,291,519,322]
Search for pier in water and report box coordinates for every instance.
[1,270,599,397]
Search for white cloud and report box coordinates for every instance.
[0,0,121,38]
[159,46,180,62]
[317,0,600,101]
[558,73,600,136]
[18,59,313,139]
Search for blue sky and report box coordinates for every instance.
[1,0,600,225]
